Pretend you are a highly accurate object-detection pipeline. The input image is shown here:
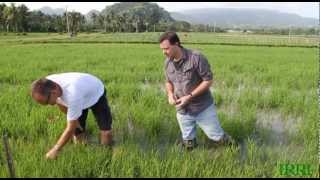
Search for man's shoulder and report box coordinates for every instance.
[184,48,207,67]
[183,48,202,61]
[189,48,203,58]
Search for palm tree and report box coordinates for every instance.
[16,4,29,32]
[121,12,128,32]
[116,14,125,32]
[52,15,64,33]
[108,10,116,33]
[68,11,83,37]
[79,14,85,32]
[90,12,98,29]
[98,11,111,33]
[0,3,7,31]
[97,13,106,32]
[3,3,17,32]
[10,3,18,32]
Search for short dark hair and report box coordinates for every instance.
[159,31,182,48]
[31,78,55,97]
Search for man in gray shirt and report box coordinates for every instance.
[159,32,233,150]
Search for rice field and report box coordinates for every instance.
[0,32,318,47]
[0,32,318,177]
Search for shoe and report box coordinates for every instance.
[210,133,235,147]
[175,138,198,151]
[184,139,198,151]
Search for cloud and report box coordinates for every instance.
[4,2,319,18]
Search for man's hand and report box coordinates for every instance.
[45,145,60,160]
[168,94,178,105]
[46,120,78,160]
[175,95,192,109]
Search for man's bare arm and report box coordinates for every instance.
[166,81,177,105]
[55,120,79,148]
[190,80,213,98]
[46,120,79,159]
[176,80,213,108]
[57,103,67,114]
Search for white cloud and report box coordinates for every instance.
[3,2,116,14]
[3,2,319,18]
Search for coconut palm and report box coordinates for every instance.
[4,3,18,32]
[0,3,7,31]
[16,4,29,32]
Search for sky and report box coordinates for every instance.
[3,2,319,19]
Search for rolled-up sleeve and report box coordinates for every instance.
[197,54,213,81]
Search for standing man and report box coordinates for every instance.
[159,32,233,150]
[31,72,113,159]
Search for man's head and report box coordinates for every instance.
[159,31,183,60]
[31,78,61,105]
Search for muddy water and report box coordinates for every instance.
[255,110,301,146]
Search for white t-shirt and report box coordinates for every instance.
[46,72,105,121]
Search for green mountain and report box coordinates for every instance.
[171,8,318,28]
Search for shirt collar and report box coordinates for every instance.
[181,47,188,61]
[173,47,188,62]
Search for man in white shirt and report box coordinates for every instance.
[31,72,113,160]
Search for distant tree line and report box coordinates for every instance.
[0,3,318,36]
[0,3,82,35]
[0,2,193,35]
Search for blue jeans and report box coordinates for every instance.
[176,103,224,141]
